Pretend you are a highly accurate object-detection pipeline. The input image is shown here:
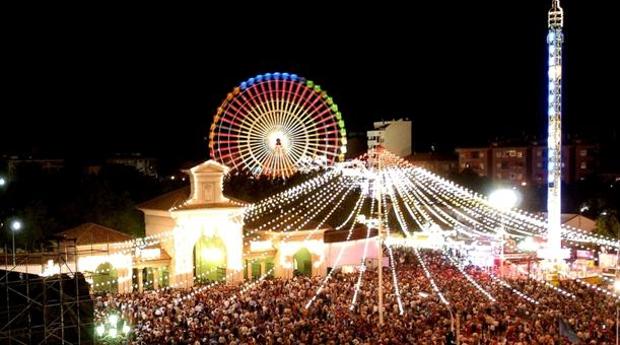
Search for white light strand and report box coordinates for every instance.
[413,248,449,306]
[443,251,496,302]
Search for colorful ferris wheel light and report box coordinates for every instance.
[209,72,347,178]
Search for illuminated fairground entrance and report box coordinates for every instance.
[193,235,227,283]
[293,248,312,277]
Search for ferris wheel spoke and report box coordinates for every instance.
[258,81,280,135]
[286,89,328,136]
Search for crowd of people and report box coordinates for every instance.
[94,249,618,344]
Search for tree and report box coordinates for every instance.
[596,212,620,239]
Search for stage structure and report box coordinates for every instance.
[0,239,94,345]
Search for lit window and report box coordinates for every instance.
[580,149,587,157]
[580,162,587,170]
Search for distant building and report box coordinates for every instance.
[573,143,600,181]
[7,157,64,178]
[456,141,600,186]
[491,147,529,185]
[454,147,491,177]
[106,154,158,177]
[405,152,458,177]
[367,119,412,157]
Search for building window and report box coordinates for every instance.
[536,150,542,157]
[580,149,587,157]
[580,162,587,170]
[517,152,523,158]
[537,163,542,168]
[496,152,502,158]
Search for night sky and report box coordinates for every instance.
[3,1,617,164]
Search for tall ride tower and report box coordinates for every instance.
[546,0,564,259]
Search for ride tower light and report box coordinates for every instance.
[545,0,564,261]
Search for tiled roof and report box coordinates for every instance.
[137,186,190,211]
[57,223,133,245]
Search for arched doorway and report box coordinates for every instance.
[293,248,312,277]
[93,262,118,293]
[193,235,227,283]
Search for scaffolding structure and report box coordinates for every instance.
[0,239,94,345]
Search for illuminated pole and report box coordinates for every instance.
[489,189,518,276]
[546,0,564,260]
[376,150,384,326]
[10,220,22,266]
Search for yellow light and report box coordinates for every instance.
[96,324,105,337]
[614,280,620,292]
[201,248,223,262]
[267,129,289,150]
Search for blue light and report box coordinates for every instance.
[273,72,281,79]
[282,72,290,79]
[290,74,299,81]
[264,73,272,80]
[256,75,264,82]
[248,78,255,85]
[240,82,248,90]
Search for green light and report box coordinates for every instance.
[330,104,338,112]
[306,80,314,88]
[96,324,105,337]
[313,85,321,92]
[108,314,119,326]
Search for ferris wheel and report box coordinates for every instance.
[209,72,347,178]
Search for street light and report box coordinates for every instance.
[10,219,22,266]
[489,188,520,277]
[0,176,6,187]
[488,188,519,211]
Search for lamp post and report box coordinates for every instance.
[489,189,519,277]
[615,223,620,345]
[376,150,385,327]
[10,219,21,266]
[615,279,620,345]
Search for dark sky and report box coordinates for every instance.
[3,1,617,163]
